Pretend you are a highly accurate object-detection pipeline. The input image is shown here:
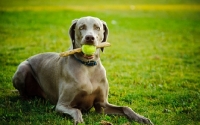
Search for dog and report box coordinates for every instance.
[12,16,153,125]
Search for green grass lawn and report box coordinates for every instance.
[0,0,200,125]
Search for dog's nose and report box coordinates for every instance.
[85,35,94,42]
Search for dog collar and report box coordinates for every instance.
[74,56,97,66]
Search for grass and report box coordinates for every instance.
[0,0,200,125]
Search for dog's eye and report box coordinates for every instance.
[79,25,86,30]
[94,26,100,31]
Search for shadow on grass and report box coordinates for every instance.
[0,91,75,124]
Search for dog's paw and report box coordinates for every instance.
[72,109,84,125]
[136,116,154,125]
[123,107,153,125]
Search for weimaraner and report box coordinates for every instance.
[12,16,153,125]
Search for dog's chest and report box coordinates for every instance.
[70,86,104,111]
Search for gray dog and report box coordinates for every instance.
[13,16,153,125]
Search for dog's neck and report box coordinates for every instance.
[73,55,97,66]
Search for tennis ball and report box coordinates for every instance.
[82,45,96,55]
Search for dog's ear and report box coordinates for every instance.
[101,20,109,52]
[69,19,78,49]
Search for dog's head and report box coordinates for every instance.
[69,16,108,61]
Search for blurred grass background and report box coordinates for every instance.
[0,0,200,125]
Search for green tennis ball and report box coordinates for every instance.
[82,45,96,55]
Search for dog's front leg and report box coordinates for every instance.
[99,103,153,125]
[55,104,83,125]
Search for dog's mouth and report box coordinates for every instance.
[82,53,95,60]
[80,44,96,60]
